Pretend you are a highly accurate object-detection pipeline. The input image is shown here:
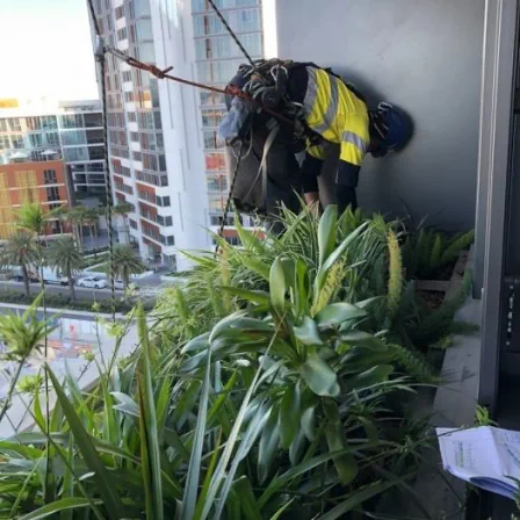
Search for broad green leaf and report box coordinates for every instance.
[320,480,403,520]
[233,476,262,520]
[318,205,338,268]
[300,354,340,397]
[325,420,358,486]
[46,368,125,520]
[200,330,281,520]
[193,429,223,520]
[179,350,209,373]
[219,287,270,305]
[258,405,281,484]
[279,383,301,449]
[214,402,269,519]
[356,296,384,310]
[343,365,394,391]
[270,257,286,316]
[240,255,271,280]
[340,348,394,374]
[269,499,295,520]
[180,250,218,269]
[294,256,309,316]
[136,304,164,520]
[315,222,369,294]
[258,444,377,509]
[208,370,238,426]
[300,406,316,441]
[235,217,266,254]
[18,498,102,520]
[181,341,212,520]
[181,332,210,354]
[289,428,307,466]
[315,303,366,328]
[339,331,387,351]
[293,317,323,346]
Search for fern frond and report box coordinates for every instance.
[430,234,443,273]
[440,230,475,266]
[390,343,438,383]
[410,270,472,345]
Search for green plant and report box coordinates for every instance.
[402,228,475,280]
[0,296,56,423]
[475,405,497,427]
[63,205,89,252]
[0,230,39,296]
[112,244,146,289]
[47,236,84,302]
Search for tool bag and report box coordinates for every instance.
[224,116,301,217]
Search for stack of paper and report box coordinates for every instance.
[437,426,520,500]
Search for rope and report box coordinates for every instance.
[216,143,245,252]
[206,0,257,72]
[106,49,295,127]
[97,52,117,322]
[87,0,117,321]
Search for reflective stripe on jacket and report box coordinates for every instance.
[303,67,370,167]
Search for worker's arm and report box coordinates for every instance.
[337,116,370,214]
[336,161,360,214]
[301,142,327,206]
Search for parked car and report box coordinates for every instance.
[77,276,108,289]
[113,279,139,291]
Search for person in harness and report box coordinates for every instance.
[219,59,412,218]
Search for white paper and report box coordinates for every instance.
[437,426,520,500]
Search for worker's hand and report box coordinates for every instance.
[304,192,320,206]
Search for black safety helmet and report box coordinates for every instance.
[369,102,413,158]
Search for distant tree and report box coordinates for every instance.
[48,237,84,302]
[0,231,39,296]
[112,244,145,289]
[16,203,48,238]
[84,207,100,256]
[65,206,89,252]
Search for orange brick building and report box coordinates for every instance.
[0,159,71,239]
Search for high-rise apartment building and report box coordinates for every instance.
[0,99,107,204]
[89,0,264,267]
[190,0,264,241]
[90,0,212,271]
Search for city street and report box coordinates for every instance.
[0,277,167,302]
[0,280,125,301]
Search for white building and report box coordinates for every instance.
[89,0,265,269]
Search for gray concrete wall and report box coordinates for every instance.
[276,0,485,230]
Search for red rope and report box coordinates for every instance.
[106,49,296,127]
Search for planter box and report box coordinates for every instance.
[378,249,479,518]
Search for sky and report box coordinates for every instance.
[0,0,99,102]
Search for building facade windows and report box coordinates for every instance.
[46,186,60,202]
[43,169,57,184]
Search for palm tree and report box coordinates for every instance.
[16,203,49,238]
[112,203,133,244]
[48,237,84,302]
[65,206,88,253]
[112,244,145,289]
[0,231,39,296]
[84,207,100,256]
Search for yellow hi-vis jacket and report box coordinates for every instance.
[302,67,370,168]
